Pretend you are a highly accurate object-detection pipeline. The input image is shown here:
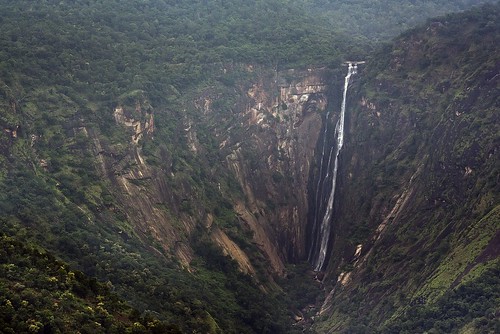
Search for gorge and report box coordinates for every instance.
[0,1,498,333]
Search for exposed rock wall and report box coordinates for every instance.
[89,98,195,267]
[215,68,335,270]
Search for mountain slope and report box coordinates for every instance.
[315,4,499,332]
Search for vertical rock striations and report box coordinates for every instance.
[212,67,335,271]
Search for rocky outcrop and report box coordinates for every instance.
[210,222,256,276]
[113,101,154,145]
[89,97,195,267]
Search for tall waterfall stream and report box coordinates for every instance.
[309,63,357,271]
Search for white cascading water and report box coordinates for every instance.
[312,63,356,271]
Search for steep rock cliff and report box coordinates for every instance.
[192,67,336,272]
[72,66,338,278]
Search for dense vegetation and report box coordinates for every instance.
[0,216,292,333]
[306,0,493,41]
[0,0,498,332]
[382,265,500,333]
[0,0,358,105]
[0,234,177,333]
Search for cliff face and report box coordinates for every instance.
[89,96,197,267]
[196,67,335,272]
[69,67,336,276]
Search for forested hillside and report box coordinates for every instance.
[0,0,498,333]
[315,3,499,332]
[306,0,493,40]
[0,235,177,333]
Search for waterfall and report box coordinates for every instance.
[309,63,356,271]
